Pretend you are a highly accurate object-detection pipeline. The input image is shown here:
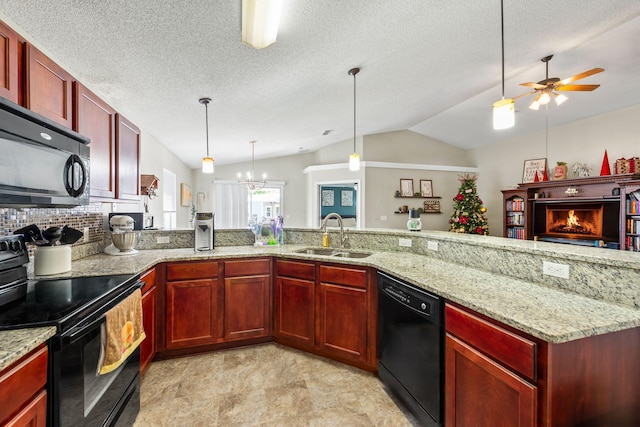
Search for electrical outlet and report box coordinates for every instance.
[427,241,438,251]
[543,261,570,279]
[157,236,170,244]
[83,227,89,243]
[399,238,412,247]
[380,215,387,221]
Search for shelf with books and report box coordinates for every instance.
[621,181,640,252]
[501,189,529,240]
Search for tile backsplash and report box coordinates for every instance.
[0,205,105,257]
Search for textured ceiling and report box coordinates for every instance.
[0,1,639,168]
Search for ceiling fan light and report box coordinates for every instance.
[492,98,515,130]
[529,100,540,111]
[241,0,284,49]
[349,153,361,171]
[538,92,551,105]
[202,157,214,174]
[555,93,568,105]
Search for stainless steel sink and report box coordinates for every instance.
[295,248,372,258]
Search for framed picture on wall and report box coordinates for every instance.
[180,183,192,207]
[522,158,547,183]
[341,190,353,206]
[420,180,433,197]
[400,179,414,197]
[321,190,334,206]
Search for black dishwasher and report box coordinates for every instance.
[377,271,443,427]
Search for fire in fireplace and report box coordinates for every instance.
[533,200,619,246]
[547,207,603,236]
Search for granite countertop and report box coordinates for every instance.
[0,327,56,371]
[3,243,638,369]
[47,245,640,343]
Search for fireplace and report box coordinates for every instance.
[533,200,620,247]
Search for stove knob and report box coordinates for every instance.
[421,302,427,311]
[0,241,7,251]
[9,240,19,252]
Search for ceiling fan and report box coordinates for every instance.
[515,55,604,110]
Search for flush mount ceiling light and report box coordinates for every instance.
[199,97,214,174]
[237,140,267,190]
[492,0,515,130]
[241,0,284,49]
[348,67,361,171]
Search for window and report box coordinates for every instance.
[163,168,177,229]
[214,180,284,228]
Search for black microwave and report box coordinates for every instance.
[0,96,90,207]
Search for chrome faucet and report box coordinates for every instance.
[320,213,348,248]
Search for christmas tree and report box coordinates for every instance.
[449,174,489,235]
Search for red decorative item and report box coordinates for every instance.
[600,150,611,176]
[542,168,549,181]
[533,170,539,182]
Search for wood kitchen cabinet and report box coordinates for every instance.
[165,261,221,350]
[445,304,537,427]
[445,302,640,427]
[73,82,117,199]
[115,113,140,200]
[0,344,48,427]
[0,20,21,104]
[274,260,316,347]
[140,267,157,376]
[25,44,74,128]
[318,264,372,367]
[274,260,376,370]
[223,258,271,342]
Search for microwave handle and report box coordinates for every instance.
[64,154,88,197]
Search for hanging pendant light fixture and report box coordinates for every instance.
[348,67,361,171]
[199,97,214,174]
[237,140,267,190]
[492,0,515,130]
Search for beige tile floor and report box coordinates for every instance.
[134,342,420,426]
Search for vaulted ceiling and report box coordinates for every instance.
[1,1,639,168]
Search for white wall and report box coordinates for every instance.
[362,130,476,230]
[138,131,195,229]
[467,104,640,234]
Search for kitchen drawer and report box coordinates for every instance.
[224,258,270,277]
[166,261,218,281]
[319,265,368,289]
[275,259,315,280]
[140,267,156,294]
[0,345,48,424]
[445,304,536,381]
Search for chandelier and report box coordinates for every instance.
[237,140,267,190]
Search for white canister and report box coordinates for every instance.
[34,245,72,276]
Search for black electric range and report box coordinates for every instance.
[0,234,143,427]
[0,234,139,333]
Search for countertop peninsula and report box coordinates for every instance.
[2,236,639,369]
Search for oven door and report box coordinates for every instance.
[51,316,140,427]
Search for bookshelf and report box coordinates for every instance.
[620,180,640,251]
[502,189,528,239]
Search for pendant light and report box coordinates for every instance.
[199,97,214,174]
[348,67,361,171]
[237,140,267,190]
[492,0,515,130]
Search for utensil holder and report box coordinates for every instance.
[34,245,71,276]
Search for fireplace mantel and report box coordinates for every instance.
[517,173,634,199]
